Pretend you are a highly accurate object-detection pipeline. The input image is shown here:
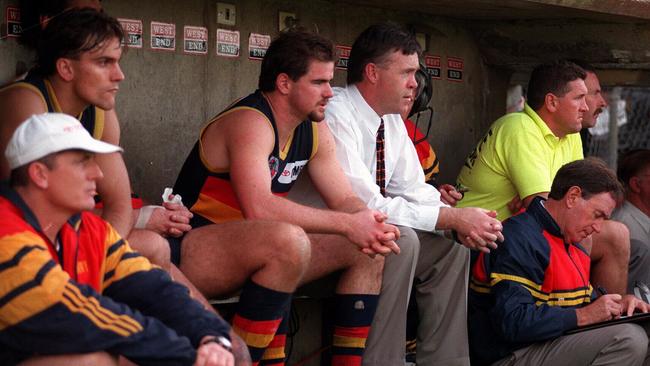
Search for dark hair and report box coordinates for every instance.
[549,158,624,203]
[19,0,71,49]
[19,0,104,50]
[566,59,596,73]
[35,8,123,77]
[258,29,335,92]
[526,60,586,110]
[347,22,421,85]
[617,149,650,188]
[10,154,58,187]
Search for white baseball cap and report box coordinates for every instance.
[5,113,123,170]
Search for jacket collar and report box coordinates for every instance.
[527,195,563,238]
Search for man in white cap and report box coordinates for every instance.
[0,113,236,366]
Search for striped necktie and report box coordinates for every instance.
[376,118,386,196]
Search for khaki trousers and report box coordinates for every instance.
[363,227,470,366]
[491,323,649,366]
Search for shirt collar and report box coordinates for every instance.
[523,103,562,146]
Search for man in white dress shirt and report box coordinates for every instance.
[323,22,504,366]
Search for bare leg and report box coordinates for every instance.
[302,233,385,365]
[179,220,309,364]
[301,233,384,294]
[127,229,171,271]
[591,220,631,294]
[126,228,219,311]
[179,220,310,297]
[169,264,215,311]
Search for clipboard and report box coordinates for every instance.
[565,312,650,334]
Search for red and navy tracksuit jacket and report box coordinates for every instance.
[468,196,594,365]
[0,184,230,365]
[403,118,439,186]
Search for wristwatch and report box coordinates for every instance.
[201,335,233,353]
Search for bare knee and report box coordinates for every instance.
[127,229,172,270]
[592,221,630,262]
[265,223,311,277]
[607,221,631,257]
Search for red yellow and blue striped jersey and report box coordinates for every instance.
[174,90,318,226]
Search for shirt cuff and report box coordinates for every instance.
[385,203,439,232]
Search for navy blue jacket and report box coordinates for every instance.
[468,197,593,365]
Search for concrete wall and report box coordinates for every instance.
[0,0,503,202]
[0,1,31,82]
[0,1,504,363]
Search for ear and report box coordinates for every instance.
[544,93,558,112]
[27,162,51,189]
[56,58,75,82]
[275,73,291,95]
[565,186,582,208]
[364,63,379,84]
[629,176,642,194]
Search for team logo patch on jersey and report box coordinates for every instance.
[269,156,280,179]
[278,160,308,184]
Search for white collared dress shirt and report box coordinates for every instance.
[324,85,447,232]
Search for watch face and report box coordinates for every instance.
[218,336,232,349]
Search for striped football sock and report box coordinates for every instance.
[260,306,290,365]
[232,280,291,365]
[331,294,379,366]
